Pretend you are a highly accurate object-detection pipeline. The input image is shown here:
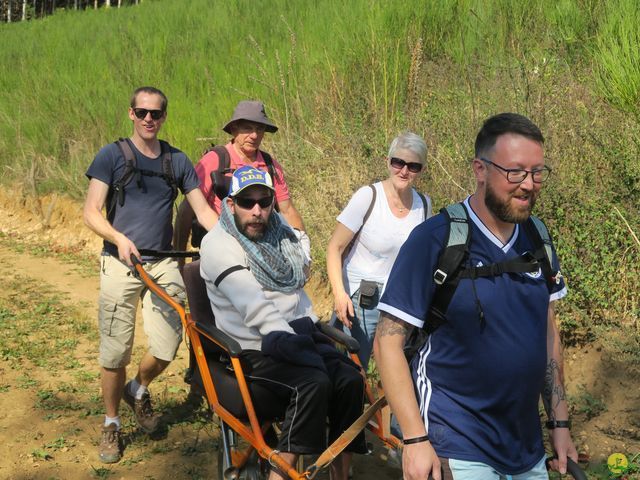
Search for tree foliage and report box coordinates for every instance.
[0,0,140,22]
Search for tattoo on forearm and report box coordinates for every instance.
[542,358,566,419]
[376,313,413,338]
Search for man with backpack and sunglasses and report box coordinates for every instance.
[374,113,578,479]
[83,86,216,464]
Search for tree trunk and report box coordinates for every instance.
[94,0,97,9]
[22,0,26,20]
[7,0,12,23]
[105,0,110,7]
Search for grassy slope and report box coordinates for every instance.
[0,0,639,338]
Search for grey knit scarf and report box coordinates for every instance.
[219,200,306,293]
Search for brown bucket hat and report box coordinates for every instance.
[222,100,278,134]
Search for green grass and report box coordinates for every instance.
[0,0,637,183]
[595,0,640,116]
[0,268,223,476]
[0,275,92,370]
[0,0,639,332]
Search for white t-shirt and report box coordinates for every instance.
[337,182,432,295]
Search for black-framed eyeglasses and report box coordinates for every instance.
[390,157,423,173]
[133,108,165,120]
[234,195,274,210]
[480,157,551,183]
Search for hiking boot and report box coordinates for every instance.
[123,383,160,434]
[99,423,121,464]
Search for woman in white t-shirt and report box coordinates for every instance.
[326,132,432,367]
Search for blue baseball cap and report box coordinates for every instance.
[228,165,275,197]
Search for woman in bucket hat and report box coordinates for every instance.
[174,100,306,253]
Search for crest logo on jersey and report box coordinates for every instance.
[523,251,542,279]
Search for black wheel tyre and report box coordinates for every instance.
[218,443,268,480]
[242,451,269,480]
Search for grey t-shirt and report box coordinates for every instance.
[86,139,199,256]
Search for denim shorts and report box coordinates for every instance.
[441,455,548,480]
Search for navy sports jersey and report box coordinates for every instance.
[86,140,199,257]
[378,196,567,474]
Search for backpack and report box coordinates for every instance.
[106,138,177,222]
[190,145,280,248]
[403,202,560,361]
[428,202,559,333]
[206,145,279,201]
[342,184,428,261]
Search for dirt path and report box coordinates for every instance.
[0,243,223,480]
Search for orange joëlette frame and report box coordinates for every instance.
[132,258,399,480]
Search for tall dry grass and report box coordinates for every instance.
[0,0,638,331]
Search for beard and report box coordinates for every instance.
[234,214,267,241]
[484,181,537,224]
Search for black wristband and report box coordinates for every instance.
[403,434,429,445]
[545,420,571,429]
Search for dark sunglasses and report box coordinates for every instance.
[133,108,165,120]
[390,157,423,173]
[234,195,274,210]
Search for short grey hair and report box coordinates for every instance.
[388,132,427,164]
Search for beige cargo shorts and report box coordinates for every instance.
[98,255,185,368]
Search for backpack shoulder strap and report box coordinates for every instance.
[261,150,280,183]
[521,215,558,288]
[159,140,178,202]
[260,150,281,212]
[426,202,471,332]
[108,138,138,219]
[341,184,376,262]
[415,190,428,221]
[210,145,232,201]
[361,184,377,226]
[214,265,249,287]
[433,203,470,285]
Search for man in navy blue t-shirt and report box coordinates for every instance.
[374,113,578,480]
[83,86,215,464]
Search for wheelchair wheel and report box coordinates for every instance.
[217,449,268,480]
[242,450,269,480]
[217,424,269,480]
[217,422,236,480]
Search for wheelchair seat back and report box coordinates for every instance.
[183,260,286,421]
